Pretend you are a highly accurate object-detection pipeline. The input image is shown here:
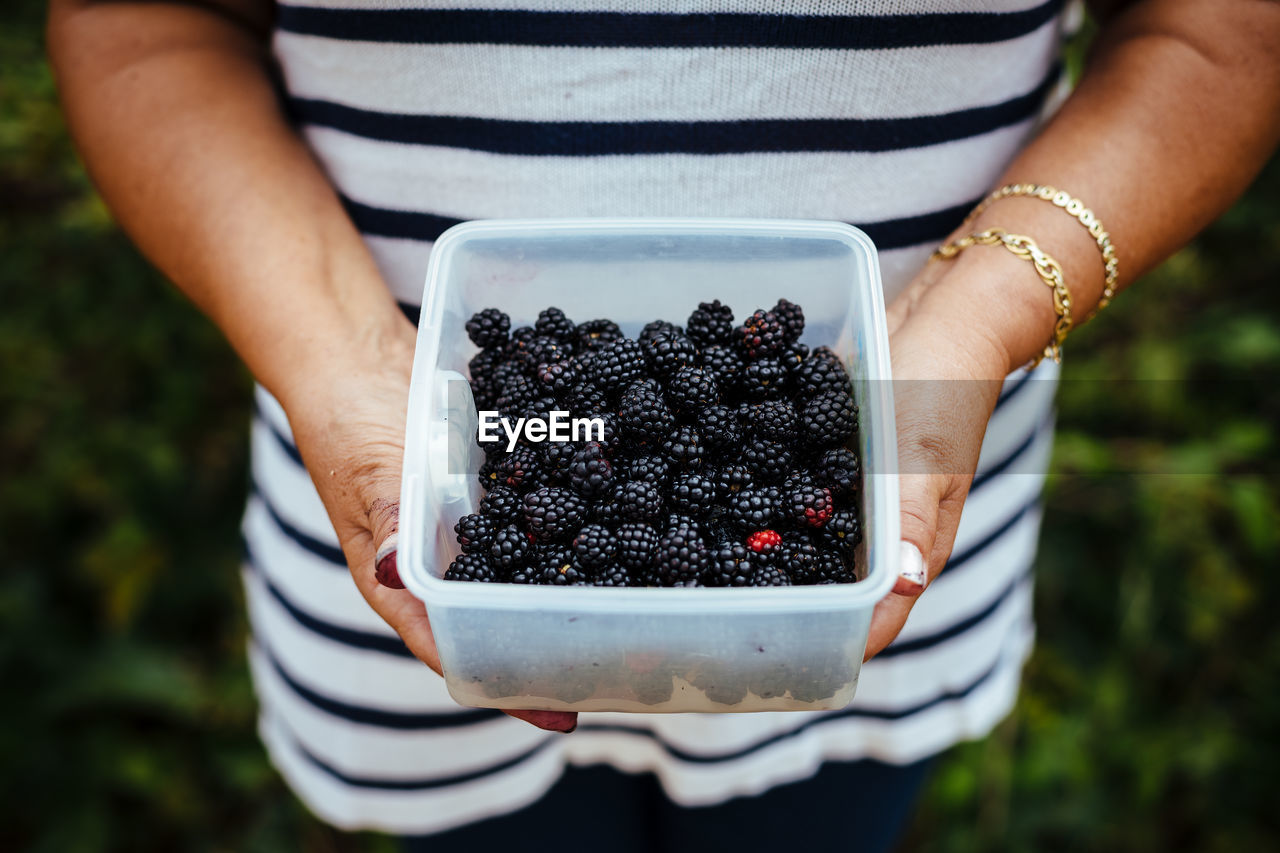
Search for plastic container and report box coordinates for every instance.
[399,219,899,713]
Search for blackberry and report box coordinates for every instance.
[522,487,587,542]
[819,551,859,584]
[737,309,787,359]
[445,552,497,583]
[771,298,805,344]
[665,367,720,414]
[575,318,624,350]
[535,307,576,341]
[686,300,735,347]
[479,486,522,524]
[504,325,537,362]
[736,358,787,401]
[613,480,665,522]
[465,308,510,349]
[490,359,524,393]
[741,439,794,482]
[589,411,622,453]
[572,523,617,570]
[817,509,861,553]
[793,348,851,399]
[788,485,834,528]
[540,440,578,485]
[568,442,613,497]
[705,543,756,587]
[727,487,779,530]
[644,330,699,377]
[489,524,533,571]
[778,342,810,375]
[668,473,718,516]
[710,463,754,497]
[524,335,572,369]
[802,391,858,448]
[621,454,671,487]
[639,319,683,343]
[488,445,541,490]
[815,448,860,499]
[495,374,539,415]
[468,347,504,408]
[655,522,708,586]
[565,381,610,414]
[752,562,792,586]
[616,522,660,569]
[741,399,798,443]
[662,425,704,470]
[781,469,819,493]
[454,513,495,554]
[593,565,634,587]
[617,378,675,443]
[536,360,578,394]
[746,528,782,558]
[779,532,820,583]
[695,405,742,457]
[532,547,588,585]
[588,339,648,393]
[700,344,745,391]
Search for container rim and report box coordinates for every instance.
[400,217,900,614]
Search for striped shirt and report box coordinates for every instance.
[245,0,1069,834]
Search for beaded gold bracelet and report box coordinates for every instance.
[963,183,1119,311]
[932,228,1073,366]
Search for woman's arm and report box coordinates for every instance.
[47,0,576,732]
[868,0,1280,657]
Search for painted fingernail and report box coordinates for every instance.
[375,536,404,589]
[894,541,927,595]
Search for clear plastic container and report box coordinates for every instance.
[399,219,899,713]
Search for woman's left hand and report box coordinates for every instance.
[863,257,1024,660]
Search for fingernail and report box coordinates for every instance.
[375,537,404,589]
[894,541,927,595]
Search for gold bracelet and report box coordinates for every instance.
[932,228,1073,366]
[964,183,1118,311]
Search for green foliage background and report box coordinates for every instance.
[2,2,1276,850]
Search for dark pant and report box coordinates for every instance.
[401,756,934,853]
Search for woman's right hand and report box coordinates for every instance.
[281,318,578,734]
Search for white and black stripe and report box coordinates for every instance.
[247,0,1069,833]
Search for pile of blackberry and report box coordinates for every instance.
[448,300,862,587]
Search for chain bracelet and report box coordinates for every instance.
[932,228,1073,366]
[964,183,1119,312]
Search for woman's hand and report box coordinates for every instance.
[864,256,1022,660]
[281,318,578,733]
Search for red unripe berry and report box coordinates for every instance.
[747,529,782,554]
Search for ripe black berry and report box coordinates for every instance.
[575,318,624,350]
[616,522,660,569]
[465,308,510,349]
[655,522,708,586]
[568,442,613,497]
[815,448,860,499]
[695,405,743,457]
[662,425,704,470]
[640,319,683,343]
[666,366,720,415]
[793,347,851,398]
[737,309,787,359]
[771,298,805,344]
[727,487,779,530]
[594,565,634,587]
[622,454,672,487]
[588,338,648,393]
[532,547,588,585]
[536,360,578,394]
[817,509,861,553]
[535,306,576,341]
[572,523,617,570]
[446,553,497,582]
[741,399,799,443]
[613,480,665,522]
[752,562,792,586]
[618,378,675,443]
[701,344,745,391]
[736,358,787,401]
[489,524,533,571]
[454,513,495,554]
[479,486,522,524]
[668,473,718,516]
[488,445,542,490]
[706,543,757,587]
[802,391,858,448]
[522,487,587,542]
[741,439,794,482]
[686,300,735,347]
[645,330,699,377]
[710,463,754,496]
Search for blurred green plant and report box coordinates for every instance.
[2,0,1278,851]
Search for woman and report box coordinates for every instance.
[47,0,1280,849]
